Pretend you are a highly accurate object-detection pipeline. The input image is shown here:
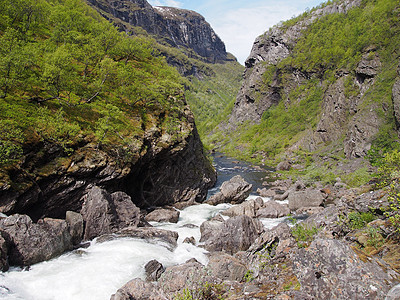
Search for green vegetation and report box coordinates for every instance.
[173,282,226,300]
[346,211,376,230]
[206,0,400,175]
[0,0,186,166]
[291,223,320,248]
[185,60,244,147]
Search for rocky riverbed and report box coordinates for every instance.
[0,160,399,299]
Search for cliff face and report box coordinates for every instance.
[226,0,399,160]
[86,0,228,63]
[0,101,216,221]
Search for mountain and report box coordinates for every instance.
[86,0,229,63]
[209,0,400,184]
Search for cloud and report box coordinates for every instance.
[210,5,302,64]
[147,0,183,7]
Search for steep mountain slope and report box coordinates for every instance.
[0,0,216,220]
[211,0,400,180]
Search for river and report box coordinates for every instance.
[0,154,286,300]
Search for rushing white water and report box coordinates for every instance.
[0,155,287,300]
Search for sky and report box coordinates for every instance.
[147,0,325,65]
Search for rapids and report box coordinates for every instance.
[0,155,288,300]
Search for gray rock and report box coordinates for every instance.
[110,278,165,300]
[207,253,247,281]
[386,284,400,300]
[145,259,165,282]
[145,208,180,223]
[0,234,8,271]
[200,215,263,254]
[276,160,291,171]
[257,200,290,218]
[288,189,325,211]
[117,227,178,250]
[183,236,196,245]
[222,197,264,218]
[65,211,83,245]
[80,186,140,241]
[0,214,73,266]
[291,238,397,299]
[392,77,400,129]
[206,175,252,205]
[158,260,218,295]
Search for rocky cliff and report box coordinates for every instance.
[0,102,215,221]
[86,0,228,63]
[223,0,400,162]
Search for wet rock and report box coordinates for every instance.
[110,278,165,300]
[206,175,252,205]
[183,236,196,245]
[257,200,290,218]
[81,186,140,241]
[287,189,325,212]
[200,215,263,254]
[0,214,73,266]
[65,211,83,245]
[145,259,165,282]
[0,234,8,271]
[117,227,178,250]
[207,253,247,281]
[291,238,397,299]
[145,208,180,223]
[222,197,264,218]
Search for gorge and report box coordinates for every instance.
[0,0,400,299]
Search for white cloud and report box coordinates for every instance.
[147,0,183,7]
[210,5,301,65]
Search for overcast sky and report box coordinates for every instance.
[148,0,325,65]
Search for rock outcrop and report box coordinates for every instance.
[0,214,75,266]
[206,175,252,205]
[0,108,216,223]
[86,0,228,63]
[80,186,141,241]
[144,208,180,223]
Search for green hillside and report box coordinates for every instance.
[0,0,187,167]
[206,0,400,184]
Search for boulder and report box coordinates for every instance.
[288,189,325,211]
[80,186,140,241]
[257,200,290,218]
[145,208,180,223]
[0,234,8,271]
[0,214,73,266]
[291,238,397,299]
[207,253,247,281]
[386,284,400,300]
[158,260,217,295]
[276,160,291,171]
[117,227,178,250]
[145,259,165,282]
[200,215,263,254]
[183,236,196,245]
[222,197,264,218]
[206,175,252,205]
[110,278,165,300]
[65,211,83,245]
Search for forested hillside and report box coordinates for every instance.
[0,0,216,218]
[208,0,400,185]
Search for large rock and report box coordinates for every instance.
[257,200,290,218]
[206,175,252,205]
[288,189,325,211]
[80,186,140,241]
[207,253,247,281]
[200,215,263,254]
[65,211,83,245]
[145,208,180,223]
[0,214,73,266]
[110,278,165,300]
[291,238,398,299]
[117,227,178,250]
[222,197,264,218]
[0,234,8,271]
